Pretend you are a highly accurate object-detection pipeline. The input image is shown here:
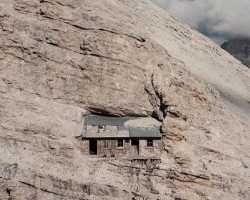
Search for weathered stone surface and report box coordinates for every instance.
[0,0,249,199]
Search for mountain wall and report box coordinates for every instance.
[0,0,250,199]
[221,38,250,69]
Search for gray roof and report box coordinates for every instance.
[83,115,162,139]
[129,127,161,138]
[85,130,129,139]
[84,115,138,126]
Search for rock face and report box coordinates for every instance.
[0,0,250,199]
[221,38,250,69]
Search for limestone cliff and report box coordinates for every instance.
[0,0,250,199]
[221,38,250,69]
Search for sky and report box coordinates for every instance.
[151,0,250,44]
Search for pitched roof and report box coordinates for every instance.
[83,115,162,139]
[85,130,130,139]
[129,127,161,138]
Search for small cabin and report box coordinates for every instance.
[81,115,162,158]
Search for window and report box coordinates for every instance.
[147,139,153,147]
[117,140,124,147]
[104,140,109,148]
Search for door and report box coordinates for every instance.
[89,140,97,155]
[131,139,139,156]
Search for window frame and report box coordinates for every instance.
[146,139,154,147]
[117,139,124,148]
[103,140,110,149]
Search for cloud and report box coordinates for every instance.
[151,0,250,43]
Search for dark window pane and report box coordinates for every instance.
[147,139,153,147]
[117,140,124,147]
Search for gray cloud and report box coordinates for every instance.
[151,0,250,44]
